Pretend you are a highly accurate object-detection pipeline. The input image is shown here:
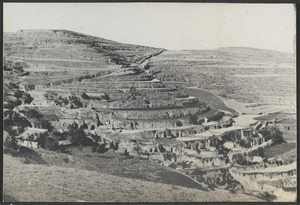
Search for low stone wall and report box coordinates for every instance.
[58,81,166,90]
[25,70,112,91]
[107,90,189,101]
[50,86,177,93]
[229,167,297,192]
[84,73,154,82]
[112,104,209,120]
[86,97,198,109]
[51,118,99,130]
[179,154,227,168]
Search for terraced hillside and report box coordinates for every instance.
[4,29,164,87]
[3,30,296,202]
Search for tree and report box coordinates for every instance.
[91,144,98,153]
[68,122,79,130]
[90,134,101,143]
[209,112,225,122]
[123,148,129,156]
[23,93,33,104]
[113,141,119,151]
[13,62,24,73]
[101,93,110,101]
[81,92,90,100]
[189,114,199,125]
[67,127,86,146]
[259,126,284,144]
[61,98,69,105]
[232,154,247,165]
[96,143,107,154]
[37,132,49,148]
[51,131,63,140]
[24,109,43,119]
[109,141,115,150]
[71,99,83,108]
[175,120,183,127]
[4,125,18,137]
[40,120,54,132]
[4,136,19,152]
[12,116,32,127]
[133,144,142,159]
[129,87,139,99]
[158,144,166,153]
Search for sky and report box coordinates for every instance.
[3,3,296,53]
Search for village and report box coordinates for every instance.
[4,61,296,200]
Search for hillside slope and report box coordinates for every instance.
[3,154,263,202]
[149,48,295,108]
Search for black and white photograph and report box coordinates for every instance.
[3,3,297,202]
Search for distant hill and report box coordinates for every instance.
[182,47,294,65]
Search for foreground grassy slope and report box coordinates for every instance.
[3,154,263,202]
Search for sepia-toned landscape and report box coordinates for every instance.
[3,28,296,202]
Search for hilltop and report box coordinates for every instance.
[4,29,165,65]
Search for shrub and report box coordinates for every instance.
[4,136,19,152]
